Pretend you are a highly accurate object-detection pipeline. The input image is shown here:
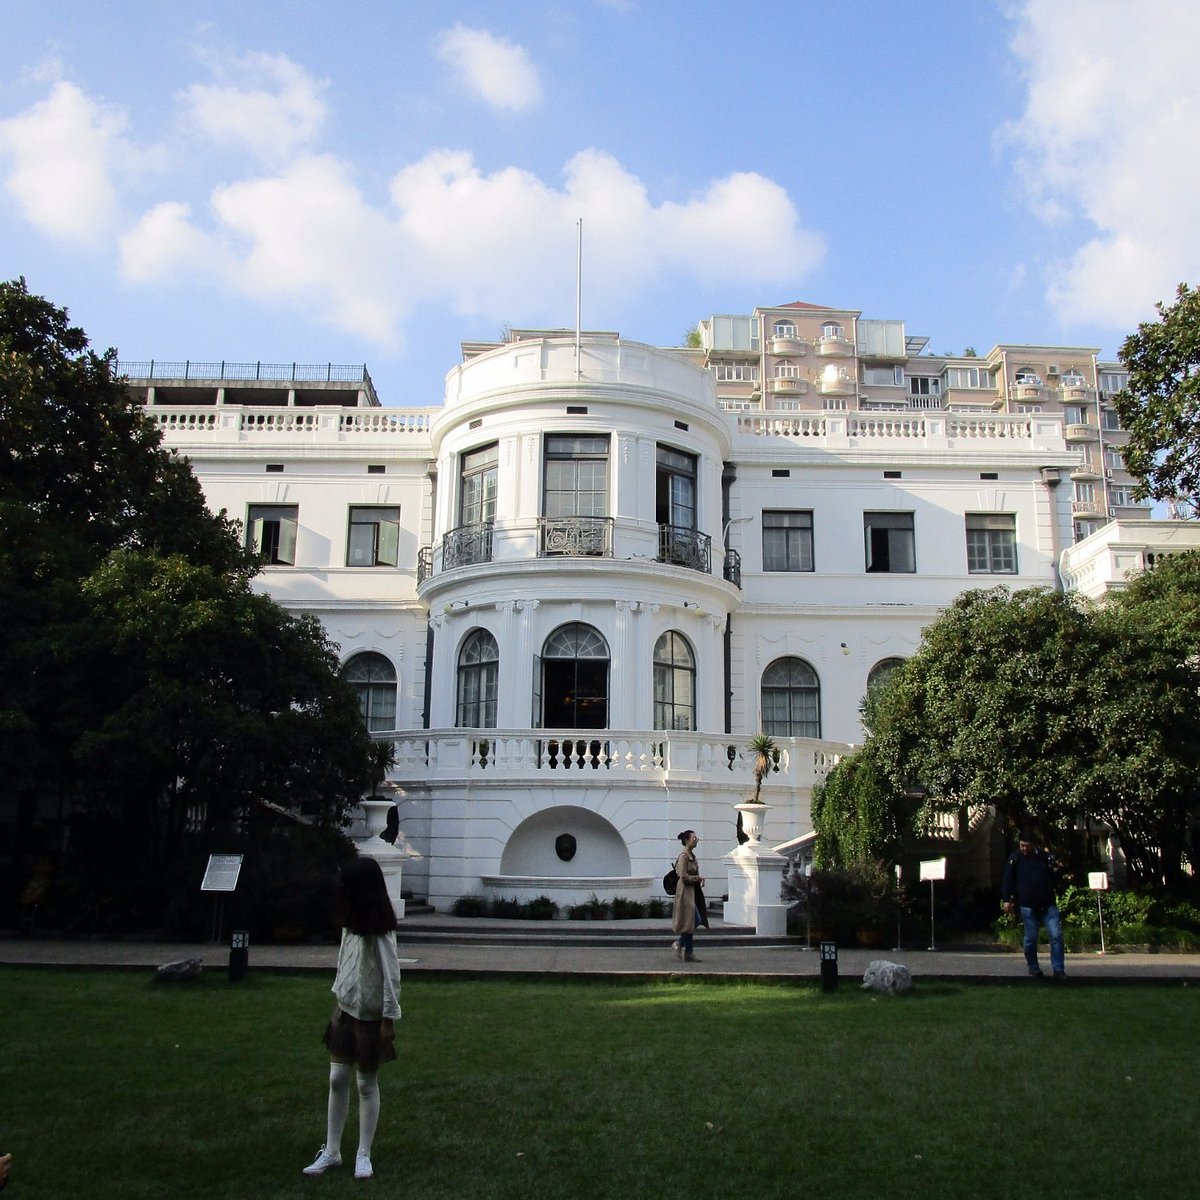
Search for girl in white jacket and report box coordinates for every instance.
[302,855,402,1181]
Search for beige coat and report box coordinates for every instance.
[671,848,702,934]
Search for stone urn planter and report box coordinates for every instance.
[734,802,770,845]
[359,797,395,840]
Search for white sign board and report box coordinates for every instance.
[1088,871,1109,891]
[919,857,947,882]
[201,854,244,893]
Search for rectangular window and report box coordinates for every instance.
[946,367,994,390]
[1064,405,1087,425]
[713,362,759,382]
[762,510,814,572]
[1100,408,1122,430]
[966,513,1017,574]
[247,504,298,565]
[864,512,915,573]
[1109,486,1137,506]
[347,506,401,567]
[1074,482,1096,504]
[1099,371,1128,395]
[862,365,903,387]
[656,445,697,530]
[543,435,609,518]
[460,442,499,526]
[907,377,940,396]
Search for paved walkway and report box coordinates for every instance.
[3,914,1198,983]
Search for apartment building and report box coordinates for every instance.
[698,301,1148,544]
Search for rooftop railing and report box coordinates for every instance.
[117,359,374,385]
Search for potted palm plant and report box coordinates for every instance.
[734,733,778,844]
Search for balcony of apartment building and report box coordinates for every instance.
[1069,457,1104,483]
[1064,420,1100,443]
[771,376,808,396]
[814,324,854,357]
[818,367,855,397]
[1011,374,1050,404]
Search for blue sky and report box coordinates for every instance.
[3,1,1199,407]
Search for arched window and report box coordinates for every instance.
[540,623,609,729]
[457,629,499,728]
[1014,367,1042,385]
[820,321,844,341]
[867,657,905,692]
[761,657,820,738]
[653,631,695,731]
[342,652,397,732]
[773,320,798,339]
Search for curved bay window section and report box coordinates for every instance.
[343,652,397,732]
[761,657,821,739]
[537,623,609,768]
[653,631,696,732]
[656,444,711,573]
[444,441,497,570]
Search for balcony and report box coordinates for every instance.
[658,525,712,574]
[772,377,807,394]
[441,522,494,570]
[1013,382,1047,402]
[538,516,614,557]
[815,334,853,358]
[1072,498,1107,518]
[819,372,855,397]
[723,547,742,588]
[1069,462,1103,482]
[1064,423,1099,443]
[769,336,808,356]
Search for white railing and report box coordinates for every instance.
[380,728,845,788]
[147,406,435,438]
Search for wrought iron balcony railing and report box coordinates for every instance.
[442,522,494,570]
[658,525,712,574]
[723,547,742,588]
[417,545,433,584]
[538,516,614,557]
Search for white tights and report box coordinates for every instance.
[324,1061,381,1157]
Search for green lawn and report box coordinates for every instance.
[1,968,1195,1199]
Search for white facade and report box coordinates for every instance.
[130,330,1190,911]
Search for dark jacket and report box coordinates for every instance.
[1001,849,1059,910]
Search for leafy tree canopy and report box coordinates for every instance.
[865,578,1200,886]
[1115,282,1200,515]
[1,280,377,929]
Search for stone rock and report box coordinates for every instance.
[154,957,203,982]
[861,959,912,995]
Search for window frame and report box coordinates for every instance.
[863,511,915,574]
[346,505,401,567]
[762,510,814,572]
[342,652,397,733]
[653,631,696,732]
[247,503,299,566]
[456,629,499,729]
[965,513,1017,574]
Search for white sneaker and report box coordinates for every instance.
[302,1146,342,1175]
[672,940,682,961]
[355,1150,374,1180]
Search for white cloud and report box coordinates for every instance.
[179,52,328,160]
[434,24,543,112]
[119,148,823,346]
[1005,0,1200,328]
[0,81,128,242]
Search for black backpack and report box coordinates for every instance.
[663,864,679,896]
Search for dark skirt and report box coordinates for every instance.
[322,1006,397,1072]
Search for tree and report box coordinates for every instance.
[1115,282,1200,515]
[865,581,1200,886]
[810,743,908,870]
[0,280,377,928]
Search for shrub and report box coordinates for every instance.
[452,895,489,917]
[645,898,670,918]
[611,897,645,919]
[523,895,559,920]
[568,894,611,920]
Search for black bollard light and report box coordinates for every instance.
[819,940,838,993]
[229,929,249,983]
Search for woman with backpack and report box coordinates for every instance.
[670,829,707,962]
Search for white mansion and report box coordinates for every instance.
[127,299,1200,911]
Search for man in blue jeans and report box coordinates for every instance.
[1000,832,1065,980]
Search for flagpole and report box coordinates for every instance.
[575,217,582,381]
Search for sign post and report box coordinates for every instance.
[1088,871,1109,954]
[919,857,946,950]
[200,854,244,944]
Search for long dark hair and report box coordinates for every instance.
[337,856,398,936]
